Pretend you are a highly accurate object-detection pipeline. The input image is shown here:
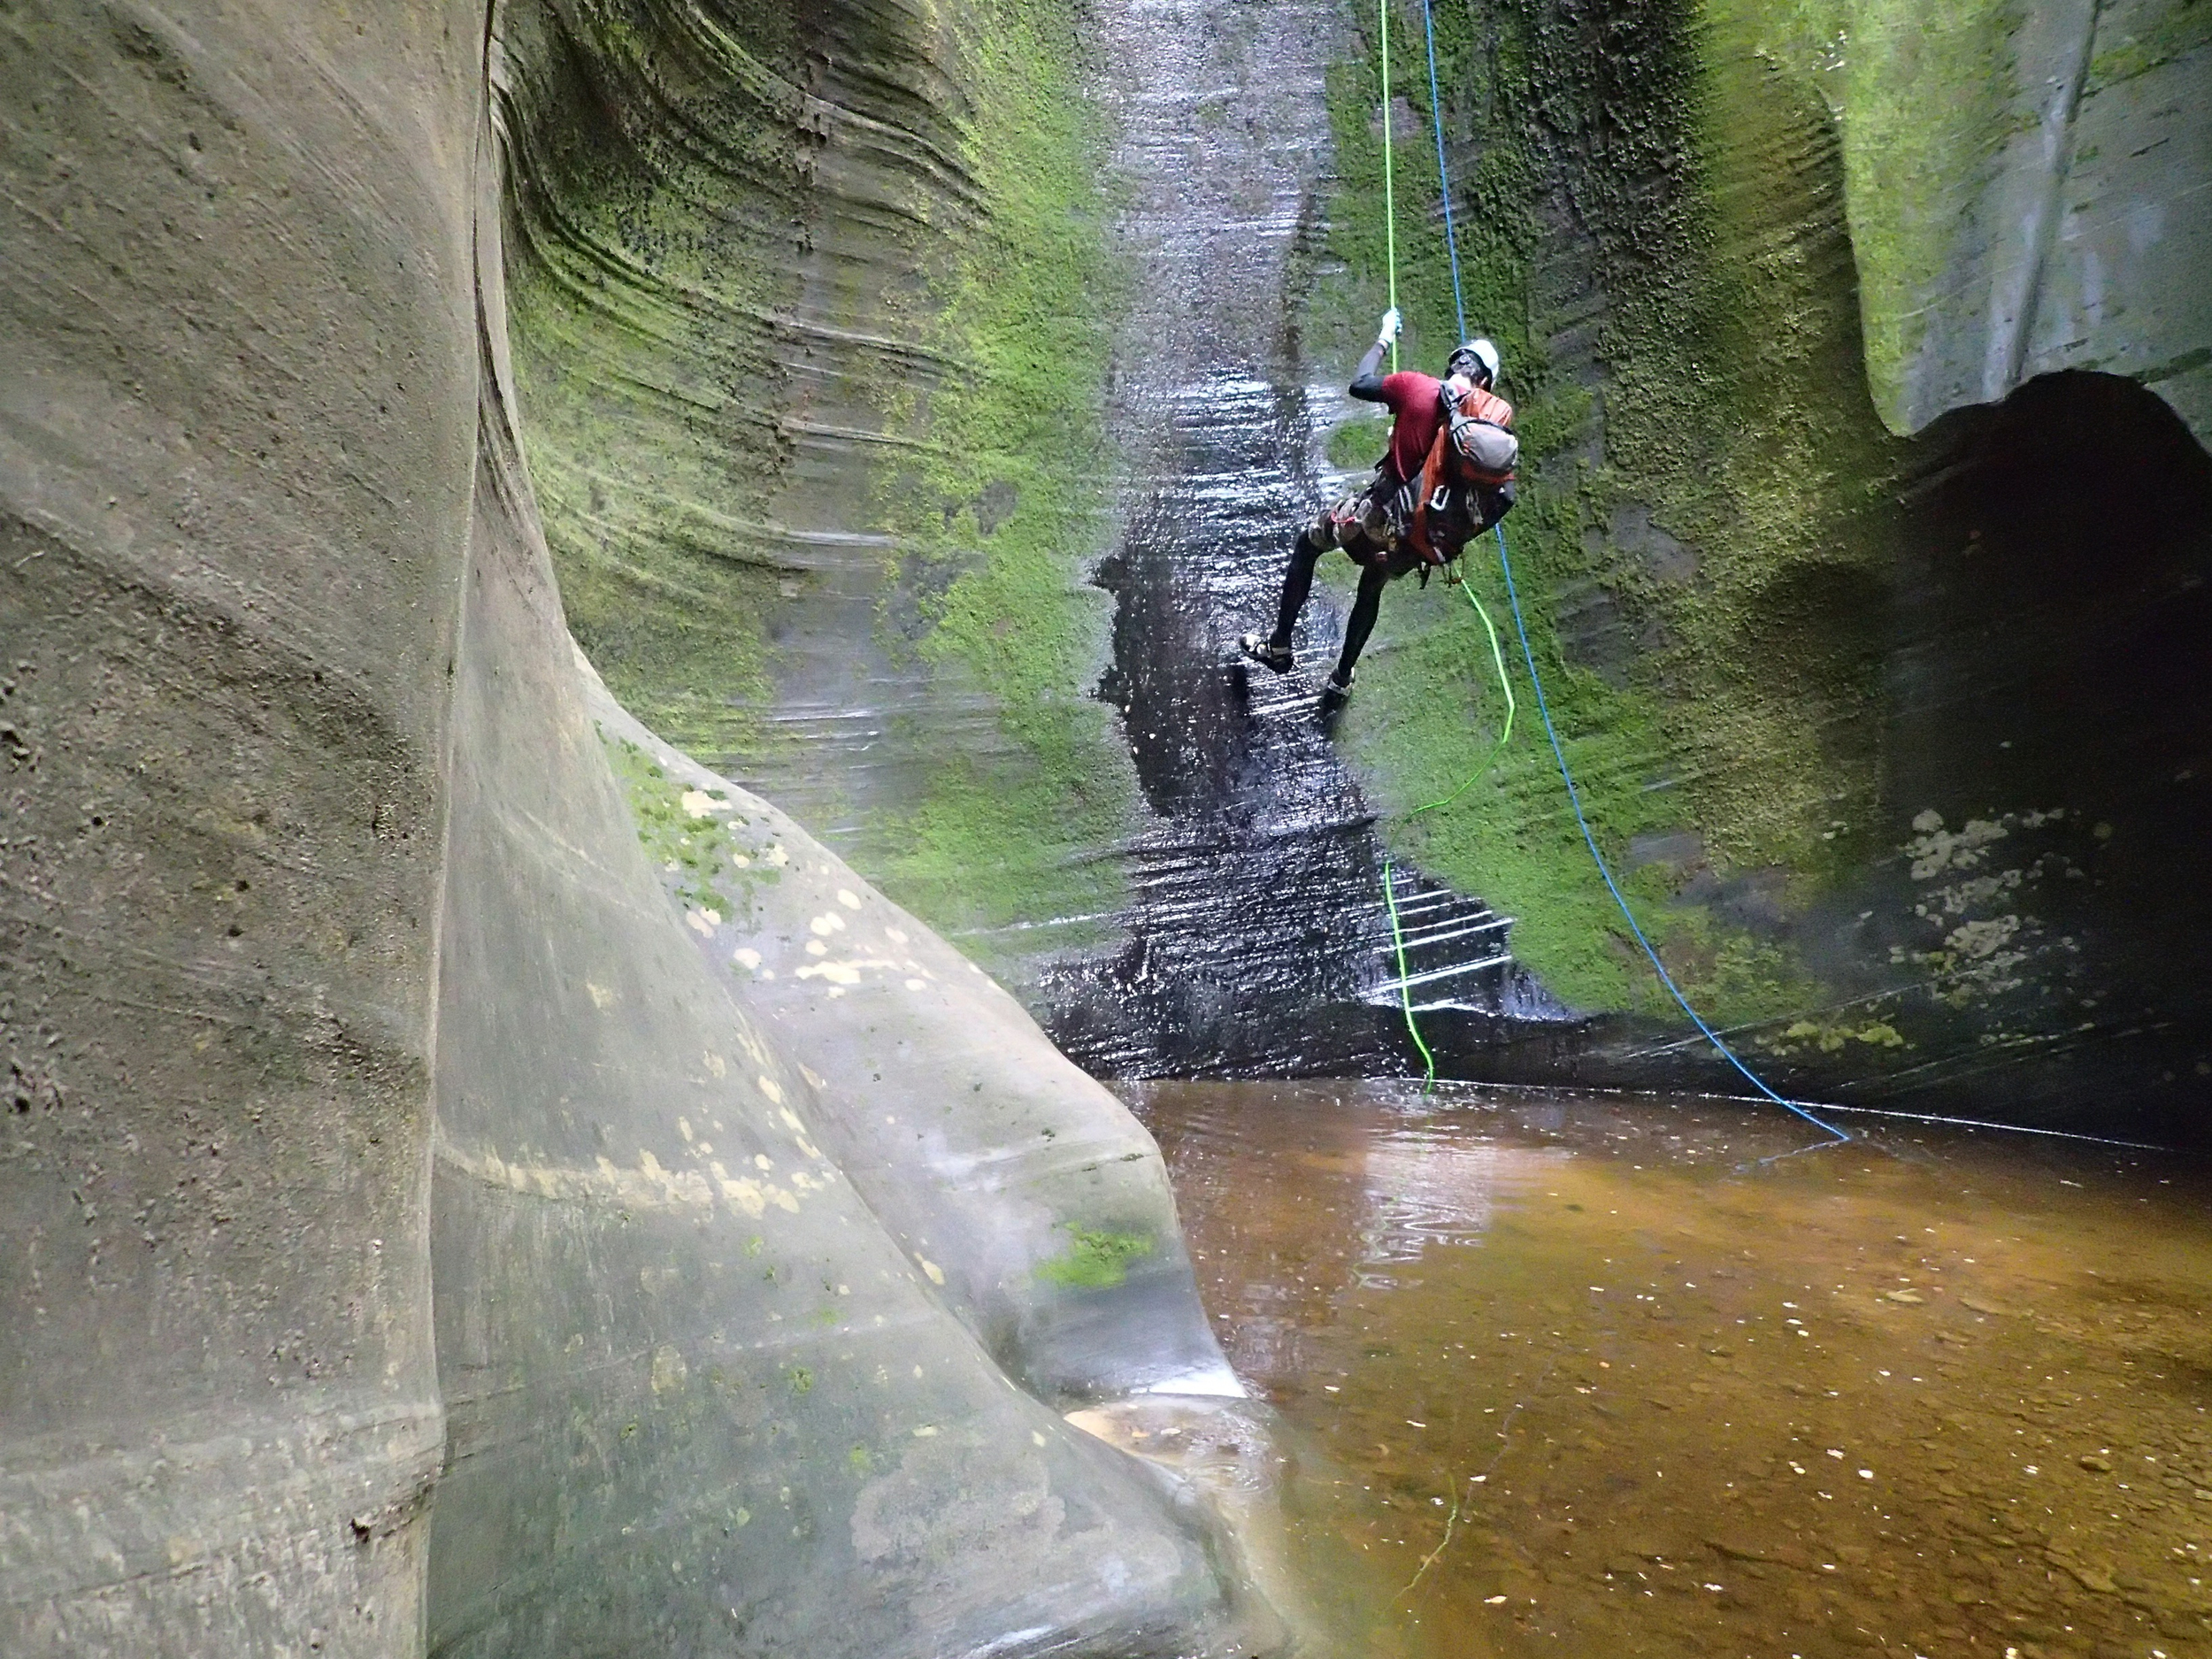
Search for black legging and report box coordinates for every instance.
[1271,529,1390,678]
[1268,480,1514,679]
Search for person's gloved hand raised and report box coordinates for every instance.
[1377,307,1402,347]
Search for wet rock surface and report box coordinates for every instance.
[2,5,1289,1655]
[490,0,2211,1142]
[1042,0,1559,1079]
[581,651,1248,1407]
[1829,0,2212,442]
[1304,0,2212,1141]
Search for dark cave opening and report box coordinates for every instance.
[1887,372,2212,1141]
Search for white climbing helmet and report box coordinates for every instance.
[1448,338,1502,387]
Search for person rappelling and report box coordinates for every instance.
[1240,310,1518,695]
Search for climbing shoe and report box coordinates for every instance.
[1239,633,1294,674]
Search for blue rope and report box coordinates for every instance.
[1490,524,1848,1144]
[1419,0,1467,342]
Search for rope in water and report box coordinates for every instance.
[1370,0,1847,1143]
[1383,575,1517,1087]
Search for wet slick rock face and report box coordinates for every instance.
[587,657,1244,1405]
[2,4,1272,1656]
[431,404,1253,1655]
[441,42,1270,1659]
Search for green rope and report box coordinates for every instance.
[1383,576,1517,1087]
[1379,0,1399,371]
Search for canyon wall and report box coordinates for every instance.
[2,0,2206,1642]
[1318,0,2212,1141]
[1,3,1276,1653]
[496,0,2208,1141]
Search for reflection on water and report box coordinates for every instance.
[1123,1079,2212,1658]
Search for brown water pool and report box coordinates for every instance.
[1121,1079,2212,1659]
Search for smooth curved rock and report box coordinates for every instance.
[1818,0,2212,442]
[2,3,1282,1654]
[584,657,1245,1405]
[2,1,477,1647]
[430,175,1263,1655]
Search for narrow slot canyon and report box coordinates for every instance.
[3,0,2207,1654]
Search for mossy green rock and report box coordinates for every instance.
[1317,0,2211,1138]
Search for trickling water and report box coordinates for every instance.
[1043,0,1552,1077]
[1127,1079,2212,1656]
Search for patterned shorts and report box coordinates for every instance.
[1317,483,1421,576]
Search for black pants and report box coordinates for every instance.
[1271,530,1394,679]
[1270,481,1514,678]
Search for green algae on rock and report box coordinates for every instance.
[0,5,1294,1652]
[1039,1225,1160,1292]
[499,0,1142,977]
[862,0,1140,958]
[1305,0,2212,1137]
[1314,0,1902,1019]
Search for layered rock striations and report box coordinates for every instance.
[2,3,1280,1655]
[495,0,1143,978]
[1317,0,2212,1140]
[488,0,2209,1141]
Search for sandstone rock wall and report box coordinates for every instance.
[1310,0,2212,1141]
[1809,0,2212,442]
[1,4,1277,1654]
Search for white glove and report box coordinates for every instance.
[1377,307,1402,347]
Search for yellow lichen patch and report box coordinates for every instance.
[766,844,789,866]
[804,940,828,956]
[731,948,762,972]
[798,956,901,987]
[1947,915,2023,961]
[587,981,616,1010]
[650,1344,688,1394]
[808,911,848,935]
[836,888,863,910]
[437,1133,718,1215]
[679,789,718,819]
[703,1050,726,1079]
[1905,810,2011,879]
[776,1106,825,1161]
[887,927,909,945]
[679,1117,694,1141]
[686,908,720,935]
[799,1064,826,1089]
[714,1169,768,1217]
[757,1073,784,1104]
[915,1255,946,1286]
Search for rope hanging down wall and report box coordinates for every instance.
[1373,0,1848,1144]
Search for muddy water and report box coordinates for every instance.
[1125,1080,2212,1658]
